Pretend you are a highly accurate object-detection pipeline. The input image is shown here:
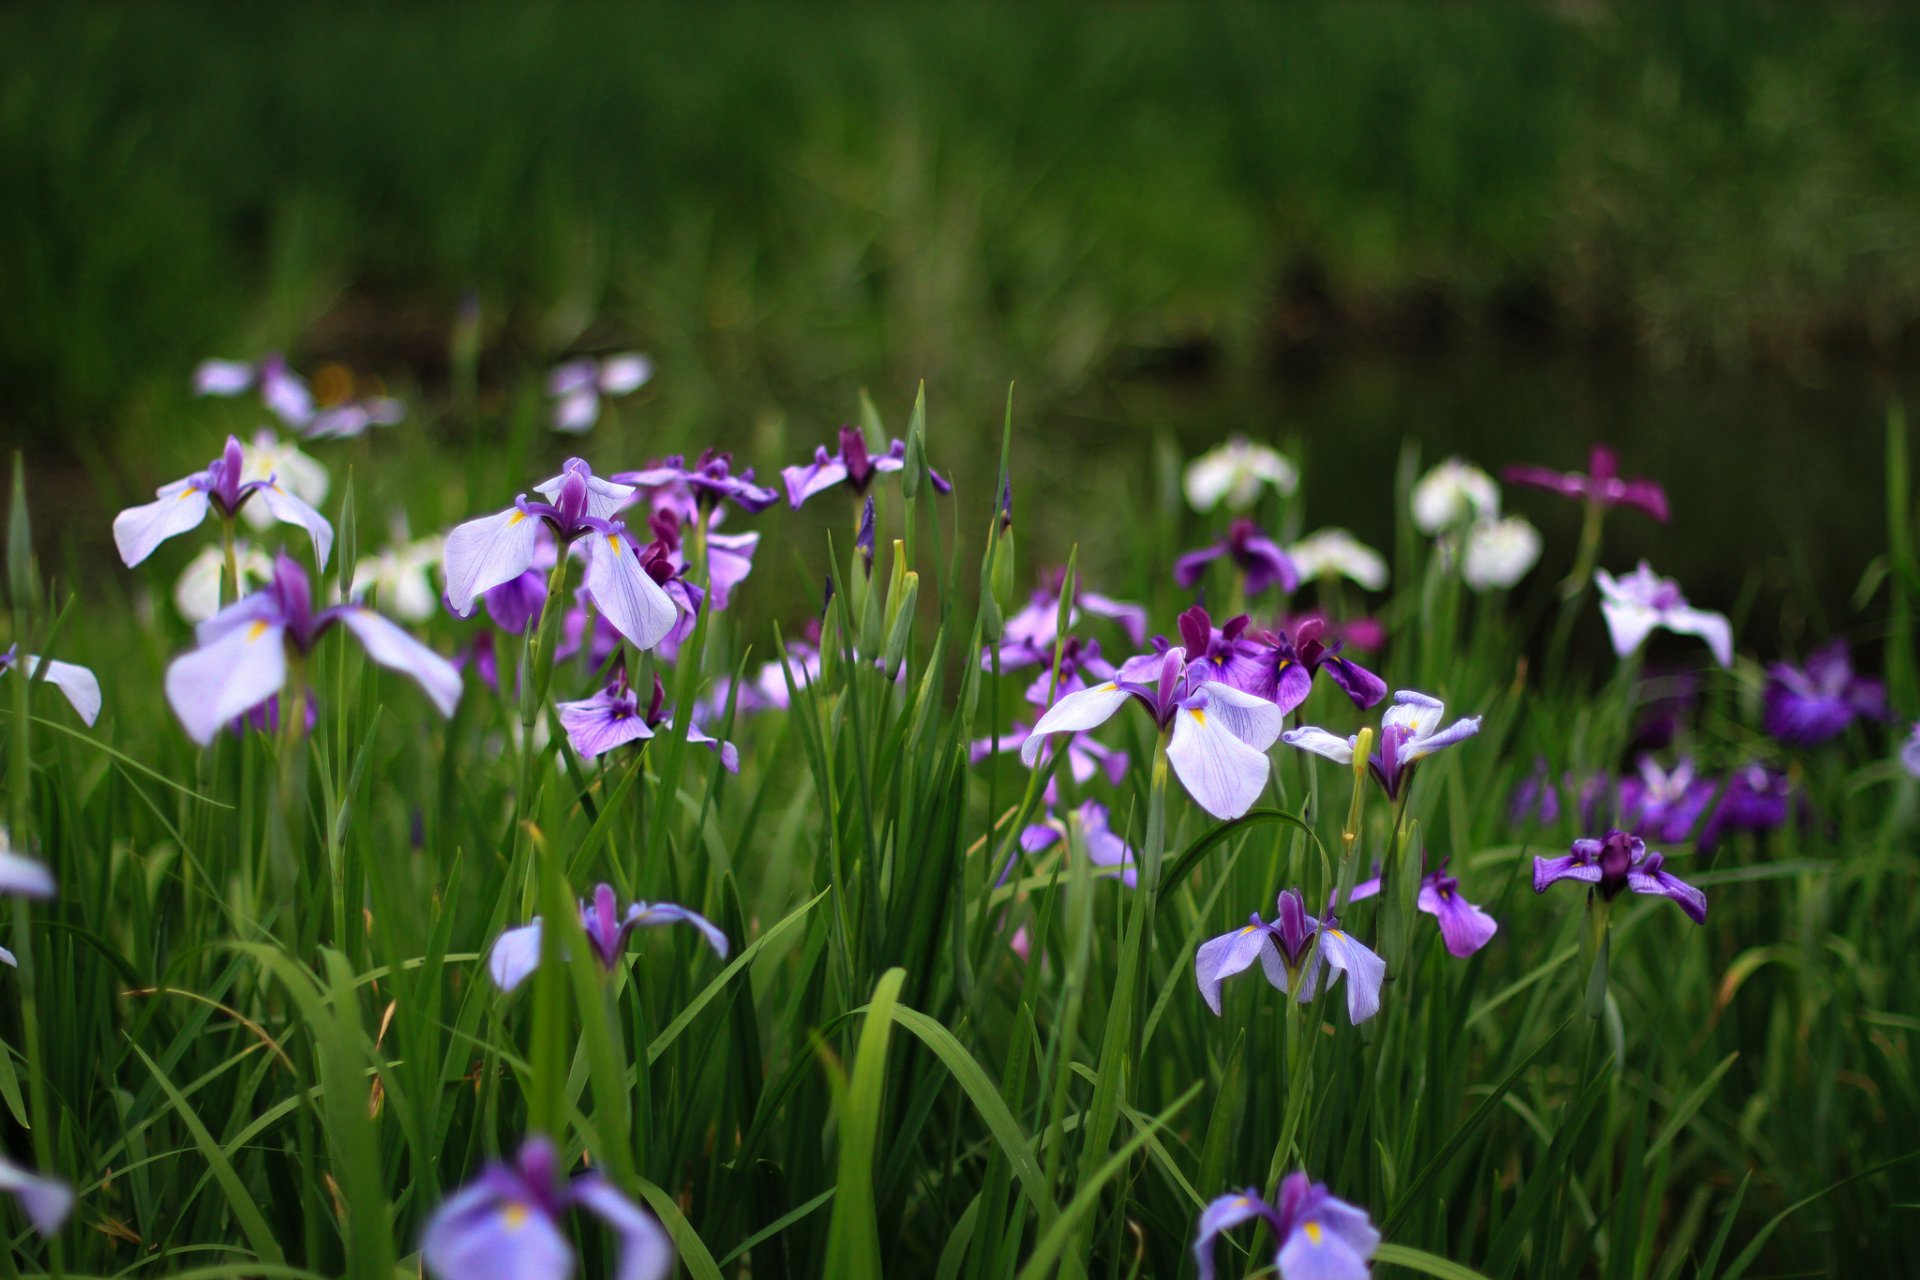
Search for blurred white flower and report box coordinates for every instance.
[1288,528,1388,591]
[238,430,330,532]
[1183,438,1298,513]
[173,542,274,624]
[352,534,446,622]
[1461,517,1542,591]
[1412,458,1499,534]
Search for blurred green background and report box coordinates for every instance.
[5,1,1918,646]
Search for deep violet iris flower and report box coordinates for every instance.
[1019,620,1284,821]
[1193,1173,1379,1280]
[1174,518,1300,596]
[1347,858,1497,958]
[1764,640,1887,746]
[1195,888,1385,1024]
[165,553,461,745]
[113,435,333,569]
[1533,830,1706,923]
[781,425,950,509]
[421,1136,670,1280]
[1117,611,1384,715]
[442,459,676,651]
[487,883,728,993]
[1503,444,1669,522]
[615,449,780,516]
[555,671,738,771]
[1283,690,1481,800]
[0,647,101,726]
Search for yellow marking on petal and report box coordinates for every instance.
[1097,682,1116,692]
[1239,925,1257,936]
[1191,708,1207,726]
[608,533,622,551]
[1233,1195,1251,1207]
[507,510,529,526]
[1327,928,1344,939]
[1304,1220,1323,1244]
[1276,659,1291,669]
[178,486,199,500]
[501,1202,530,1232]
[246,621,270,642]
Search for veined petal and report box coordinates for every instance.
[704,531,759,611]
[1322,657,1388,710]
[1665,606,1733,669]
[1193,680,1283,751]
[0,1156,73,1237]
[1192,1190,1282,1280]
[165,620,287,746]
[1418,883,1498,957]
[421,1177,572,1280]
[557,696,653,758]
[113,482,211,567]
[0,851,55,899]
[9,654,102,726]
[1532,853,1601,893]
[571,1175,673,1280]
[1317,927,1385,1023]
[1194,925,1279,1015]
[781,451,848,508]
[254,482,334,569]
[444,508,543,615]
[1018,682,1129,766]
[1281,726,1356,765]
[486,921,545,992]
[1168,703,1273,819]
[1626,867,1708,923]
[626,902,730,958]
[535,470,634,521]
[586,532,679,651]
[1402,715,1482,763]
[1079,592,1148,645]
[337,608,462,717]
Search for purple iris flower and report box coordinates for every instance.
[614,449,780,516]
[1193,1173,1379,1280]
[113,435,332,569]
[1020,633,1285,820]
[1283,690,1482,800]
[487,882,728,993]
[193,353,313,428]
[988,571,1147,672]
[1268,616,1387,714]
[0,828,55,970]
[1602,756,1719,845]
[1173,518,1299,596]
[421,1135,670,1280]
[555,671,738,771]
[0,647,101,727]
[974,720,1128,806]
[1701,763,1791,848]
[1509,759,1564,827]
[1134,609,1276,702]
[1764,640,1887,747]
[781,425,951,509]
[1533,830,1706,923]
[546,353,652,434]
[1194,888,1385,1024]
[1015,800,1139,887]
[1902,724,1920,778]
[304,393,406,440]
[165,553,461,745]
[442,459,676,651]
[1503,444,1669,522]
[1596,563,1731,668]
[1348,858,1497,958]
[0,1155,73,1239]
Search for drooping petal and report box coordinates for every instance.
[571,1175,674,1280]
[625,902,730,959]
[486,921,545,992]
[1321,657,1388,710]
[0,1155,73,1237]
[1079,592,1148,645]
[1172,543,1226,589]
[336,607,463,717]
[445,508,544,615]
[421,1175,573,1280]
[1270,660,1315,716]
[0,851,55,899]
[113,481,211,567]
[1018,682,1130,767]
[1192,1189,1282,1280]
[1626,866,1708,923]
[1597,592,1661,659]
[1532,853,1602,893]
[1417,883,1498,957]
[585,532,679,651]
[1168,701,1274,820]
[556,694,654,758]
[1192,680,1284,752]
[1664,606,1733,669]
[165,620,288,746]
[6,654,102,726]
[679,721,741,773]
[781,448,848,508]
[1275,1199,1378,1280]
[1280,727,1356,765]
[1194,924,1280,1014]
[704,531,759,611]
[1316,926,1385,1024]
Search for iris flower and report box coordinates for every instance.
[615,450,780,516]
[1194,888,1385,1024]
[0,647,101,726]
[175,541,274,623]
[0,1155,72,1239]
[1015,800,1138,887]
[1193,1173,1379,1280]
[1268,616,1387,714]
[987,571,1146,671]
[1288,528,1388,591]
[113,435,333,569]
[421,1136,670,1280]
[193,353,313,428]
[1348,858,1497,958]
[1020,628,1284,820]
[1174,518,1299,596]
[1764,640,1886,746]
[555,671,738,771]
[1460,516,1542,591]
[1283,690,1481,800]
[487,883,728,992]
[442,458,677,652]
[165,553,461,745]
[304,393,406,440]
[547,353,652,434]
[1411,459,1500,533]
[0,827,56,969]
[1503,444,1669,522]
[1182,438,1298,513]
[350,534,445,623]
[1595,563,1731,668]
[1533,830,1706,923]
[781,425,950,508]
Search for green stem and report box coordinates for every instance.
[221,518,241,608]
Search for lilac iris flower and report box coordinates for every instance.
[1193,1173,1379,1280]
[1503,444,1669,522]
[1283,690,1482,800]
[973,721,1128,805]
[781,425,951,509]
[488,883,728,993]
[1194,888,1385,1024]
[1595,564,1731,668]
[1533,830,1706,923]
[988,571,1147,671]
[1510,759,1564,828]
[165,553,461,745]
[1902,724,1920,778]
[0,647,101,726]
[1605,756,1719,845]
[1347,858,1497,958]
[0,827,56,969]
[1764,640,1887,746]
[193,353,313,428]
[304,393,406,440]
[421,1136,670,1280]
[546,353,652,434]
[555,671,738,771]
[113,435,333,569]
[1173,518,1299,596]
[442,459,676,651]
[1016,800,1139,887]
[0,1154,73,1239]
[615,450,779,515]
[1020,635,1285,821]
